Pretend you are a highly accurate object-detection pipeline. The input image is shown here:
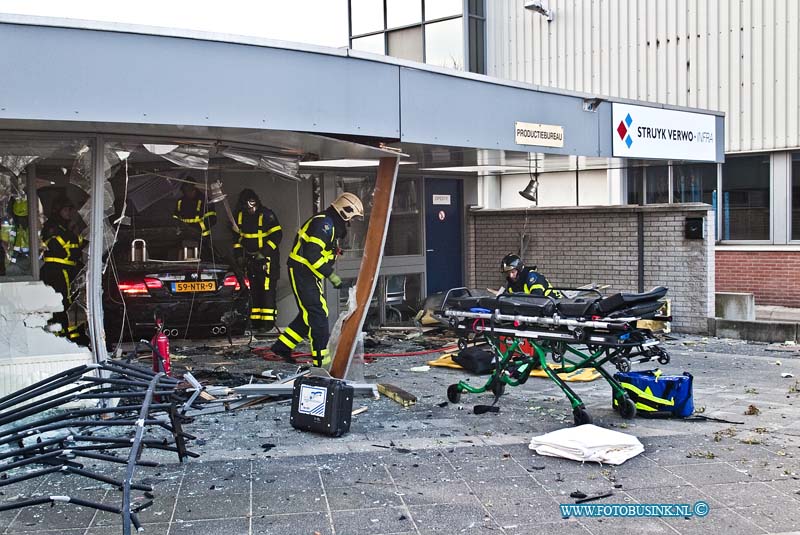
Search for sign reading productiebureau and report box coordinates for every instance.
[612,103,718,161]
[515,121,564,148]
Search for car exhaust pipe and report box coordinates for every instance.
[219,325,227,334]
[211,326,220,335]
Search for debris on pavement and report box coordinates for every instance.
[377,383,417,407]
[744,404,761,415]
[529,424,644,465]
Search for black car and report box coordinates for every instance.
[103,226,250,342]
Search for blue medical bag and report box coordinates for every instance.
[613,370,694,418]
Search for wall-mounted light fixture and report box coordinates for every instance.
[524,0,554,22]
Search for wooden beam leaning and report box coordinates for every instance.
[330,156,400,379]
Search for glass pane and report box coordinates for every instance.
[425,18,464,70]
[645,165,669,204]
[673,163,717,204]
[1,139,92,286]
[350,0,384,36]
[792,153,800,240]
[721,155,770,240]
[425,0,463,20]
[626,166,644,204]
[468,0,484,17]
[336,175,422,258]
[352,33,385,55]
[339,273,423,327]
[468,15,485,74]
[386,0,422,28]
[387,26,424,62]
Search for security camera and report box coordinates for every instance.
[524,0,555,22]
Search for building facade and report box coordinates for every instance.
[485,0,800,307]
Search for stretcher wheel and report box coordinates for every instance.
[490,378,506,398]
[658,353,670,365]
[619,397,637,419]
[551,353,563,363]
[573,406,592,426]
[615,358,631,373]
[447,384,462,404]
[449,317,459,329]
[457,338,468,351]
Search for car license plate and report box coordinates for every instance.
[173,281,216,293]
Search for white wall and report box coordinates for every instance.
[499,169,609,208]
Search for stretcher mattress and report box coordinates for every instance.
[446,286,667,320]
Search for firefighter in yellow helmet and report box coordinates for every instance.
[40,195,86,341]
[270,192,364,367]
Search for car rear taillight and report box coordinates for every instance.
[223,275,250,291]
[117,281,149,296]
[118,277,160,296]
[144,277,163,289]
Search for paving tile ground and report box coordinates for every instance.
[1,334,799,534]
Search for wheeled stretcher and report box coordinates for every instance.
[441,287,672,425]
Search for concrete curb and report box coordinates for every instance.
[708,317,799,343]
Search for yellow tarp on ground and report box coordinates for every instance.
[427,354,601,382]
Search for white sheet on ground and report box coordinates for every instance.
[528,424,644,465]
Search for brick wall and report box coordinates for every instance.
[466,204,714,333]
[716,251,800,307]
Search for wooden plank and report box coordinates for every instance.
[377,383,417,408]
[330,156,400,379]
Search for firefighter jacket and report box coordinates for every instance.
[288,210,341,280]
[173,198,216,237]
[505,266,561,298]
[41,219,85,267]
[234,206,282,258]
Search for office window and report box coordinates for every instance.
[792,153,800,240]
[673,163,717,204]
[626,167,644,205]
[350,0,384,35]
[425,0,463,20]
[425,18,464,69]
[721,155,770,241]
[645,165,669,204]
[352,33,385,54]
[387,0,422,29]
[350,0,485,73]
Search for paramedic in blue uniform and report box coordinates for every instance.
[270,193,364,367]
[499,253,562,298]
[233,189,282,335]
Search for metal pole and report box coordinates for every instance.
[88,135,109,363]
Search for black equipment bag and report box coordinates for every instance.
[291,376,354,437]
[453,347,496,375]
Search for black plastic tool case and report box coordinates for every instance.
[290,376,354,437]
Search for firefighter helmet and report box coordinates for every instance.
[500,253,524,273]
[331,192,364,221]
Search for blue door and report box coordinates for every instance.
[425,178,463,294]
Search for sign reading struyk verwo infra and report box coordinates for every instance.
[612,103,717,161]
[514,122,564,148]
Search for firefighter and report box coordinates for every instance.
[233,189,282,334]
[270,192,364,367]
[40,195,86,341]
[172,178,217,258]
[500,253,562,298]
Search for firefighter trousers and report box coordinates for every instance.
[40,263,81,341]
[271,264,330,367]
[246,255,276,331]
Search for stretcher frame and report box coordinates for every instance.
[441,289,671,425]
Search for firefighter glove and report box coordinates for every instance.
[328,272,342,289]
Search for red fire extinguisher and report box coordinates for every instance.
[151,318,171,376]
